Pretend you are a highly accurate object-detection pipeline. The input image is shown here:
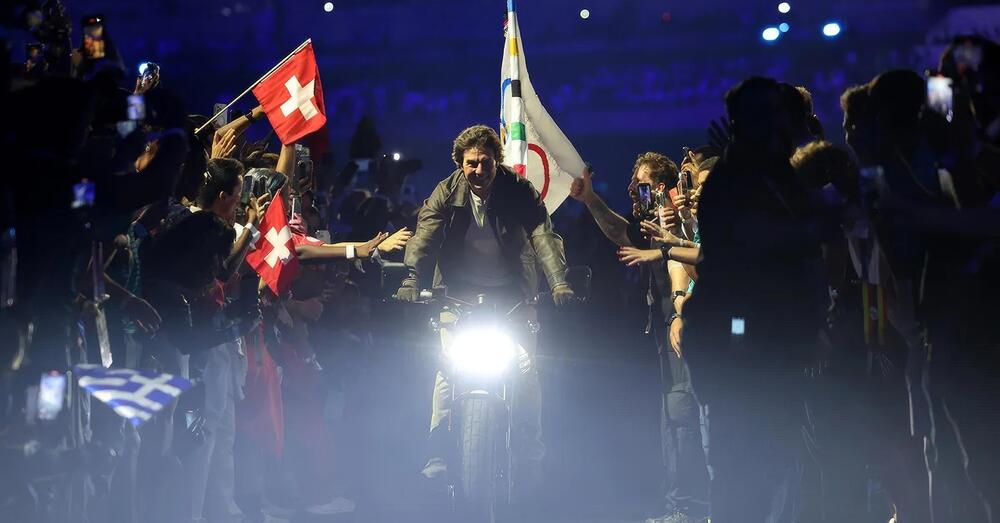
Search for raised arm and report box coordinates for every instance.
[569,166,633,247]
[216,105,266,139]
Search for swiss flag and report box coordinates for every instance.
[252,42,327,145]
[245,195,300,295]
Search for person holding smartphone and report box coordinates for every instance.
[570,152,709,523]
[76,14,124,78]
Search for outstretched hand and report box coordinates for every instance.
[569,165,595,203]
[640,220,684,246]
[358,232,390,259]
[617,246,662,267]
[377,228,413,253]
[211,128,238,159]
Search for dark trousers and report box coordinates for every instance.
[653,324,710,518]
[684,312,809,523]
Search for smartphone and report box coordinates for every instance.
[637,182,652,212]
[240,174,257,207]
[38,372,67,421]
[679,170,694,193]
[81,15,105,59]
[127,94,145,121]
[213,103,229,129]
[72,179,96,209]
[266,171,288,199]
[927,75,954,122]
[295,144,313,190]
[138,61,159,81]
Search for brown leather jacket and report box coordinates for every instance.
[403,165,568,299]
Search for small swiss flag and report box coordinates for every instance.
[245,195,300,295]
[253,42,327,145]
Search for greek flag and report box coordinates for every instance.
[74,365,192,426]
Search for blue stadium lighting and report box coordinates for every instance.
[822,22,842,38]
[762,26,781,42]
[779,22,790,33]
[778,2,791,14]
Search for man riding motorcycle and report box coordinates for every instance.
[396,124,575,493]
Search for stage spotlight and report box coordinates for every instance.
[762,26,781,42]
[779,22,790,33]
[323,2,334,12]
[778,2,791,13]
[580,9,590,20]
[392,152,401,161]
[822,22,842,38]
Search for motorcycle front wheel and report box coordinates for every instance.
[457,394,500,522]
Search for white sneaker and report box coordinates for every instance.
[304,496,356,515]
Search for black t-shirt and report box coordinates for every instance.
[626,218,674,325]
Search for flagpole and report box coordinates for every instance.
[195,38,313,135]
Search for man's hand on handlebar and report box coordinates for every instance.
[396,278,421,303]
[551,283,576,307]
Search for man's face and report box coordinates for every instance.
[628,164,665,201]
[461,147,497,197]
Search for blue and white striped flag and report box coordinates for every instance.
[74,365,192,426]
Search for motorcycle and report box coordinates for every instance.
[388,266,590,522]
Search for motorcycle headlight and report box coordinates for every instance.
[447,326,517,377]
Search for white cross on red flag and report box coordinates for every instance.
[245,194,300,295]
[252,42,327,145]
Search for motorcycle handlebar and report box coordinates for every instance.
[391,289,572,309]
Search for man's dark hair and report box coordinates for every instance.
[840,84,870,119]
[244,151,280,170]
[725,77,781,124]
[724,76,788,148]
[868,70,925,142]
[780,83,824,140]
[632,152,678,186]
[452,125,504,167]
[195,158,244,208]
